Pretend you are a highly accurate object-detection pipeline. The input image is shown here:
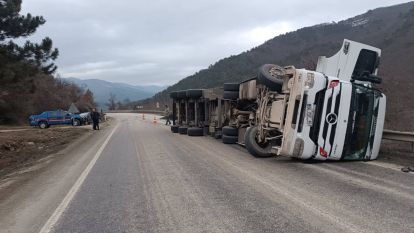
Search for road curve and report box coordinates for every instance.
[1,113,413,233]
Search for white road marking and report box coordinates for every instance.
[38,123,119,233]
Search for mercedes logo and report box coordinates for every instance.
[326,113,338,125]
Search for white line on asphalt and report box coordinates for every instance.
[38,123,120,233]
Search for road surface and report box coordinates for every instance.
[0,113,413,233]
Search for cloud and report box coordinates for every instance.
[20,0,409,85]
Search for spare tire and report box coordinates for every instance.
[223,91,239,100]
[186,89,203,99]
[222,126,238,136]
[187,127,204,136]
[171,125,179,133]
[244,126,273,158]
[222,135,238,144]
[257,64,285,92]
[178,126,188,134]
[177,90,187,99]
[223,83,239,91]
[170,91,178,99]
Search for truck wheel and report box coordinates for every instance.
[222,126,238,136]
[187,127,204,136]
[223,83,239,91]
[222,135,238,144]
[257,64,285,92]
[39,121,48,129]
[213,131,222,139]
[177,90,187,99]
[223,91,239,100]
[245,126,273,158]
[186,89,203,99]
[178,126,188,134]
[72,119,80,126]
[171,125,179,133]
[170,91,178,99]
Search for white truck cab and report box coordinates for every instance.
[244,40,386,161]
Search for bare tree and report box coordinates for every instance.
[107,93,117,110]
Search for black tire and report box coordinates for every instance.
[187,127,204,136]
[222,135,238,144]
[223,83,239,91]
[170,91,178,99]
[213,131,222,139]
[223,91,239,100]
[171,125,179,133]
[245,126,273,158]
[177,90,187,99]
[178,126,188,134]
[257,64,285,92]
[222,126,238,136]
[72,119,80,126]
[186,89,203,99]
[38,121,48,129]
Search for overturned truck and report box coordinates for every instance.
[170,39,386,161]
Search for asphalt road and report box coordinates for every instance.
[0,113,413,233]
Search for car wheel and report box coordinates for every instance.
[223,91,239,100]
[244,126,273,158]
[187,127,204,136]
[222,126,238,136]
[222,135,238,144]
[257,64,285,92]
[72,119,80,126]
[39,121,48,129]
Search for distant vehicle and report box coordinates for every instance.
[79,112,92,125]
[29,110,82,129]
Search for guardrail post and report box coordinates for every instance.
[194,99,198,127]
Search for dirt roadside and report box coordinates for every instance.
[0,119,112,179]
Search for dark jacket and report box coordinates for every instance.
[91,111,100,122]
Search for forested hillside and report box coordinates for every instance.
[0,0,95,124]
[147,1,414,131]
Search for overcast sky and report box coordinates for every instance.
[21,0,409,86]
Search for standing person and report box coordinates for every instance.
[91,108,100,130]
[164,105,171,125]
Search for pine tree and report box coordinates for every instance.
[0,0,59,75]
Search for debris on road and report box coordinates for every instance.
[401,166,414,173]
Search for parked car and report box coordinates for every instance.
[29,109,82,129]
[79,112,92,125]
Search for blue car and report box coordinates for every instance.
[29,110,82,129]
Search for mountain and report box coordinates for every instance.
[146,1,414,131]
[65,78,166,107]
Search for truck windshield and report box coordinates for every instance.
[342,85,375,160]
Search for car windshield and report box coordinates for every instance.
[342,85,375,160]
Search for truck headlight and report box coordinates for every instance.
[305,73,314,89]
